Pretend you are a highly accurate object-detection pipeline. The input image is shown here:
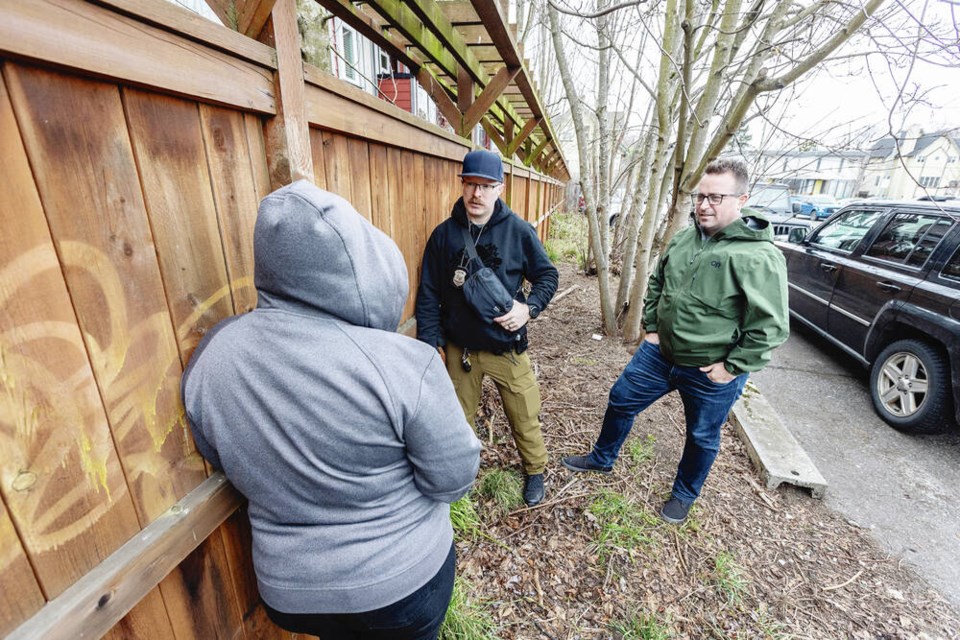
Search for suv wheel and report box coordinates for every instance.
[869,339,952,434]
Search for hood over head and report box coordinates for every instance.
[254,180,408,331]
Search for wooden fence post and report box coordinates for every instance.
[261,0,314,189]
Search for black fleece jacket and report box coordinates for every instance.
[416,197,559,354]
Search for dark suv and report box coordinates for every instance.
[779,201,960,434]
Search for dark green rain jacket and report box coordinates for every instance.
[642,210,789,375]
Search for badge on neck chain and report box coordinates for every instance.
[452,268,467,288]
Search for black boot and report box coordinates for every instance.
[523,473,545,507]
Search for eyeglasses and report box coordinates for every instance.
[463,182,500,194]
[694,192,742,205]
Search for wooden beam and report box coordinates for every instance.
[261,0,314,188]
[6,474,242,640]
[457,66,474,114]
[303,64,469,162]
[437,0,483,24]
[0,0,276,113]
[461,65,518,135]
[416,68,463,134]
[97,0,276,67]
[237,0,278,38]
[312,0,421,70]
[525,136,549,166]
[480,117,509,156]
[506,116,541,157]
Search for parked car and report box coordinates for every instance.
[801,194,841,220]
[747,183,812,239]
[778,200,960,434]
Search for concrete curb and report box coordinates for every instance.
[730,381,827,499]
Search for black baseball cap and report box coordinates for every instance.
[459,150,504,183]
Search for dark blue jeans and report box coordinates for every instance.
[589,341,747,504]
[263,543,456,640]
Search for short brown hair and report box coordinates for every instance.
[704,157,749,194]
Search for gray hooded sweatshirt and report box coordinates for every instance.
[181,180,481,614]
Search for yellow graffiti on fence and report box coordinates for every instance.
[1,241,253,552]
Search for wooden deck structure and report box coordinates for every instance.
[0,0,565,637]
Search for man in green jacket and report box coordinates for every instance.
[562,157,789,524]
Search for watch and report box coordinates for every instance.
[528,303,541,319]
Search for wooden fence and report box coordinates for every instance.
[0,0,564,637]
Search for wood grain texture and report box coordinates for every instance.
[7,64,203,526]
[261,0,314,188]
[309,127,329,191]
[201,105,263,314]
[304,77,468,163]
[0,65,175,637]
[125,89,236,363]
[0,0,275,113]
[0,500,44,635]
[6,474,242,640]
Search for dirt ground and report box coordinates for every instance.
[458,262,960,639]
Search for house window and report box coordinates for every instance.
[378,48,391,75]
[334,23,362,86]
[919,176,940,188]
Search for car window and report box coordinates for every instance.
[809,208,885,252]
[943,245,960,282]
[863,213,954,267]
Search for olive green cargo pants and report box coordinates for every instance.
[444,342,547,475]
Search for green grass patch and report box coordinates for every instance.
[589,489,659,562]
[450,495,482,540]
[609,611,671,640]
[546,211,588,267]
[626,434,656,467]
[477,468,524,513]
[712,550,749,605]
[439,576,497,640]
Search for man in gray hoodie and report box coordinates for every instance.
[181,181,481,639]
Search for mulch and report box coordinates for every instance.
[457,261,960,639]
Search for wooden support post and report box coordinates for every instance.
[260,0,314,189]
[506,116,540,158]
[6,474,243,640]
[461,65,519,136]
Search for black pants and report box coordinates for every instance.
[263,543,456,640]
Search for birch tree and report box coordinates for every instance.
[546,0,907,341]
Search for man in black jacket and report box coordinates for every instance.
[416,150,559,506]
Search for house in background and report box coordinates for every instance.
[752,148,866,198]
[863,128,960,199]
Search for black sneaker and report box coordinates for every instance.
[660,497,692,524]
[561,455,613,474]
[523,473,545,507]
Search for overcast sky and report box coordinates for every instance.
[753,1,960,148]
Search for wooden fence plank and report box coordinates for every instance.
[0,500,44,636]
[0,64,175,638]
[322,131,355,205]
[6,63,202,526]
[201,104,263,314]
[124,88,246,638]
[244,113,273,203]
[368,143,392,236]
[347,137,374,221]
[125,89,236,363]
[0,0,276,114]
[309,127,329,191]
[5,474,242,640]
